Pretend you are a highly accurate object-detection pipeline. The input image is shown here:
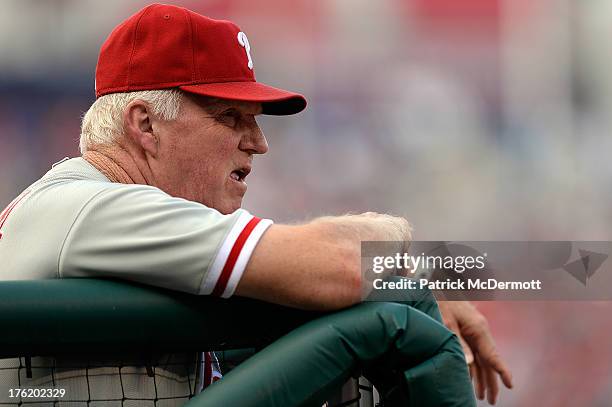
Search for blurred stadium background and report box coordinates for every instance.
[1,0,612,405]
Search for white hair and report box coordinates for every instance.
[79,89,184,154]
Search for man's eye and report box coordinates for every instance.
[218,110,240,126]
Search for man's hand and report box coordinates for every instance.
[438,301,513,405]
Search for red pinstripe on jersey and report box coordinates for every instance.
[211,216,262,297]
[203,351,213,388]
[0,190,30,240]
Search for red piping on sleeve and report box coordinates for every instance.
[211,217,262,297]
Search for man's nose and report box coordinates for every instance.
[239,120,269,155]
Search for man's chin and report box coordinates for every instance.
[218,199,243,215]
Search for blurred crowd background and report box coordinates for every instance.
[1,0,611,405]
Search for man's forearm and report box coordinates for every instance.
[238,212,413,310]
[311,212,412,244]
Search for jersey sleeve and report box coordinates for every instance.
[58,184,272,298]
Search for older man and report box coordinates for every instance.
[0,3,511,406]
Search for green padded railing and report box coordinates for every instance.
[0,279,318,357]
[0,278,476,407]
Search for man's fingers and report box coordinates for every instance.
[474,350,512,404]
[463,319,513,389]
[485,363,500,405]
[463,319,496,356]
[488,353,514,389]
[474,359,486,400]
[501,369,514,389]
[475,344,513,390]
[442,319,475,365]
[459,336,474,364]
[441,301,514,399]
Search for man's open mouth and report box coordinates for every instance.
[230,167,251,182]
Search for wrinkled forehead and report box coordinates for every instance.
[185,93,263,115]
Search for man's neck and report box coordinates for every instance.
[83,146,148,185]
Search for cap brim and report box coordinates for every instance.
[179,81,306,115]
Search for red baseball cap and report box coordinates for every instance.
[95,3,306,115]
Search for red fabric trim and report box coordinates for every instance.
[0,191,30,240]
[211,217,261,297]
[203,351,212,388]
[0,197,20,225]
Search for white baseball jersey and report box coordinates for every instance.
[0,157,272,405]
[0,157,272,297]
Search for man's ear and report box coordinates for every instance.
[122,100,159,157]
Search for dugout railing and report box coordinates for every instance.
[0,278,475,407]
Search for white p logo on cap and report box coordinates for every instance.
[237,32,253,70]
